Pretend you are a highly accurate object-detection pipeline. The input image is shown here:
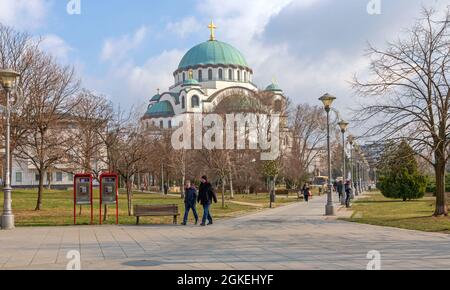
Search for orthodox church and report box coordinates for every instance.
[142,21,286,129]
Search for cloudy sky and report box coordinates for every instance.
[0,0,449,128]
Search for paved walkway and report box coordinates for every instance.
[1,194,450,270]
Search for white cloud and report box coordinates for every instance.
[40,34,73,63]
[100,26,149,62]
[0,0,48,30]
[127,49,184,99]
[166,16,202,39]
[86,49,184,110]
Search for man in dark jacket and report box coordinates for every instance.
[197,176,217,226]
[182,180,198,226]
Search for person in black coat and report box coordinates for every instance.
[182,180,198,225]
[302,184,311,203]
[197,176,217,226]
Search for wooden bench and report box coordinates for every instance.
[134,204,180,225]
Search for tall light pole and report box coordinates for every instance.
[0,69,21,230]
[319,93,336,216]
[338,120,349,205]
[348,135,355,196]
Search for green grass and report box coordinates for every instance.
[0,188,299,227]
[342,191,450,234]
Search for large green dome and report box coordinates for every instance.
[178,40,250,70]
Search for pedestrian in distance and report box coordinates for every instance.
[337,180,344,203]
[182,180,199,226]
[198,176,218,226]
[163,183,169,195]
[302,183,311,203]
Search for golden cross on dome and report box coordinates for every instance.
[208,20,217,41]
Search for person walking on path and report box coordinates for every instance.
[163,183,169,195]
[198,176,217,226]
[337,180,344,204]
[182,180,199,226]
[302,184,311,203]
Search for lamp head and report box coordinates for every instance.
[319,93,336,111]
[338,120,349,133]
[347,134,354,145]
[0,69,20,90]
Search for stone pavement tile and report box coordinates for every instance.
[190,262,235,270]
[258,262,291,270]
[225,262,265,270]
[31,249,59,265]
[101,247,127,259]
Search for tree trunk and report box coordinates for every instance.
[181,173,185,199]
[127,179,133,216]
[35,168,45,211]
[434,157,448,216]
[229,171,234,200]
[221,179,225,209]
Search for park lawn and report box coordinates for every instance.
[0,189,264,227]
[342,191,450,234]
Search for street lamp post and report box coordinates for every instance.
[348,135,356,196]
[319,93,336,216]
[338,120,349,205]
[0,69,21,230]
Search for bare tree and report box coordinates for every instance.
[14,51,79,210]
[0,24,41,181]
[113,122,151,216]
[284,104,327,187]
[68,89,113,179]
[353,7,450,216]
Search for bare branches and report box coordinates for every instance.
[353,7,450,216]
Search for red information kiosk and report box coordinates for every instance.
[73,174,94,225]
[99,173,119,225]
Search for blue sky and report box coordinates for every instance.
[0,0,449,126]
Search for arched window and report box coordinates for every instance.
[160,120,164,128]
[274,100,283,112]
[192,95,200,108]
[244,71,247,82]
[168,120,172,129]
[228,69,233,80]
[181,96,185,109]
[182,72,186,82]
[218,69,223,80]
[198,70,202,82]
[237,70,241,81]
[208,69,213,81]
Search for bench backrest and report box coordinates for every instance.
[134,204,179,216]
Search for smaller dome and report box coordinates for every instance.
[145,101,175,118]
[150,94,161,102]
[182,78,200,87]
[265,83,283,92]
